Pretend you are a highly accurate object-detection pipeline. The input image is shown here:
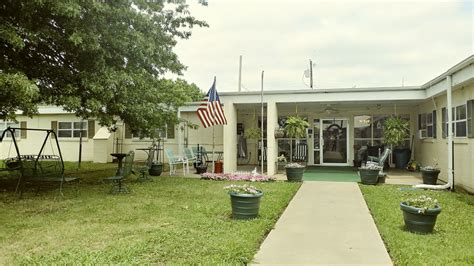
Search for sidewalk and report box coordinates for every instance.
[252,181,392,265]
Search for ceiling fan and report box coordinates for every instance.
[319,104,339,114]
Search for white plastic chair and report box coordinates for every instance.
[165,149,187,176]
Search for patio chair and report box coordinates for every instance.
[183,147,197,172]
[165,149,188,176]
[366,147,391,176]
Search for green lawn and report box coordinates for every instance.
[0,163,300,264]
[360,184,474,265]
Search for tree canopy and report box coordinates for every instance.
[0,0,206,135]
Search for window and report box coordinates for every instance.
[453,104,467,137]
[442,104,469,138]
[58,121,87,138]
[131,124,175,140]
[0,121,20,138]
[418,111,436,139]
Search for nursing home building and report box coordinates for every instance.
[1,56,473,192]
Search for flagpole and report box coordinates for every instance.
[261,70,264,175]
[212,124,215,175]
[212,76,216,176]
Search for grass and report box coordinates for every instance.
[360,184,474,265]
[0,162,300,264]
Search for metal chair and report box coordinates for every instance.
[164,149,187,176]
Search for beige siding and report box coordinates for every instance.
[415,83,474,192]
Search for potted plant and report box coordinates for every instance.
[358,163,381,185]
[420,162,440,185]
[283,115,309,181]
[274,127,285,138]
[244,127,261,140]
[285,162,305,182]
[276,154,287,171]
[284,115,310,140]
[400,195,441,234]
[383,116,410,169]
[224,184,263,220]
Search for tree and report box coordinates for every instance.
[0,0,206,135]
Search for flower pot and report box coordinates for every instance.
[377,174,386,184]
[274,130,285,138]
[358,168,379,185]
[421,169,440,185]
[285,167,305,182]
[400,202,441,233]
[229,191,263,220]
[148,163,163,176]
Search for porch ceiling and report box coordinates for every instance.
[235,100,422,114]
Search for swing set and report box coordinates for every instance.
[0,127,78,196]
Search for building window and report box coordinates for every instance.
[418,111,436,139]
[453,104,467,137]
[0,122,20,138]
[132,124,175,140]
[442,104,469,138]
[58,121,87,138]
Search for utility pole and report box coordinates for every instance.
[309,59,313,89]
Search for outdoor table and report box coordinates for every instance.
[203,151,224,162]
[110,153,127,176]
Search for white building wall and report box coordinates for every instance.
[416,82,474,192]
[0,114,97,162]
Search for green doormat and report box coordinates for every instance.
[303,166,359,182]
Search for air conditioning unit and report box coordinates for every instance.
[418,129,427,139]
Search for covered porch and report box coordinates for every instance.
[224,98,422,176]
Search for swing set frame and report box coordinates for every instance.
[0,127,77,196]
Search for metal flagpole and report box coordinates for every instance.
[212,76,216,175]
[261,71,264,174]
[212,125,215,175]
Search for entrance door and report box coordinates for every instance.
[321,119,348,165]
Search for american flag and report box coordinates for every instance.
[197,77,227,128]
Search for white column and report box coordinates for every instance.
[223,102,237,173]
[266,101,278,175]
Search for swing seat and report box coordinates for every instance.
[1,127,79,197]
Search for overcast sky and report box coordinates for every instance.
[173,0,473,93]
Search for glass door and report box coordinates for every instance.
[321,119,348,165]
[313,119,321,164]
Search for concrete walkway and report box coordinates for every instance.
[252,181,392,265]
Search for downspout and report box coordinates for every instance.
[415,75,453,190]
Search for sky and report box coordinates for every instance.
[173,0,473,93]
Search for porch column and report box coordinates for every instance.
[223,102,237,173]
[266,101,278,175]
[177,109,183,156]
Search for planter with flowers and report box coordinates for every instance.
[224,184,263,220]
[421,163,440,185]
[400,195,441,234]
[358,164,381,185]
[285,162,305,182]
[277,154,287,172]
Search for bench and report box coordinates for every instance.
[104,151,134,194]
